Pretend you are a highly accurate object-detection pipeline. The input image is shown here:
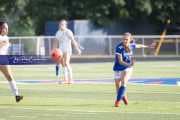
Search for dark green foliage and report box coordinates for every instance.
[0,0,180,35]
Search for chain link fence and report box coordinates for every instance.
[8,35,180,57]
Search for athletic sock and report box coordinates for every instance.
[63,67,68,82]
[56,64,63,83]
[56,64,60,77]
[8,80,19,96]
[67,66,73,82]
[116,86,126,101]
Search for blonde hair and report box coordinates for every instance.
[124,32,133,42]
[60,19,67,25]
[124,32,132,36]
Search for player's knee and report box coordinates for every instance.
[121,80,127,86]
[61,61,67,67]
[64,62,70,67]
[115,80,120,85]
[5,75,13,81]
[61,62,65,67]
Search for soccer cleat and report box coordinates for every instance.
[15,95,23,103]
[122,96,128,105]
[58,80,62,84]
[114,100,120,107]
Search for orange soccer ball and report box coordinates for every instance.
[51,49,62,63]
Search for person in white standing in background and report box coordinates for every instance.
[53,20,81,84]
[0,21,23,102]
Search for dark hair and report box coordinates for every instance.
[0,21,8,34]
[0,18,8,24]
[0,22,6,26]
[0,18,8,27]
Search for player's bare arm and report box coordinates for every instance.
[117,54,133,67]
[0,40,8,48]
[136,44,149,48]
[70,35,81,55]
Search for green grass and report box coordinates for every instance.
[0,61,180,120]
[0,84,180,120]
[0,61,179,80]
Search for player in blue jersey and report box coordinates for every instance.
[113,32,148,107]
[113,32,134,107]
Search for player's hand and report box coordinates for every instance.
[77,49,82,55]
[130,57,135,66]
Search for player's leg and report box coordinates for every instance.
[115,68,133,107]
[115,80,121,93]
[61,53,68,83]
[56,64,60,77]
[114,71,128,105]
[121,68,133,86]
[122,68,133,105]
[115,71,126,107]
[56,56,63,84]
[63,53,73,84]
[114,71,121,93]
[0,65,23,102]
[114,71,122,107]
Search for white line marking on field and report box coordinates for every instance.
[0,106,180,115]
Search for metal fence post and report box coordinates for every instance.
[108,37,112,55]
[142,37,145,56]
[49,37,52,55]
[19,38,22,55]
[176,38,179,56]
[36,37,40,55]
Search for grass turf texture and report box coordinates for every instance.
[1,61,179,80]
[0,61,180,120]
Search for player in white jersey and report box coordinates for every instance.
[53,20,81,84]
[0,21,23,102]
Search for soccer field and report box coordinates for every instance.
[0,61,180,120]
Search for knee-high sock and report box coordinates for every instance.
[116,86,126,101]
[8,80,19,96]
[67,66,73,82]
[56,64,60,77]
[63,67,68,81]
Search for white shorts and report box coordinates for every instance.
[114,67,133,80]
[0,46,9,55]
[59,45,72,55]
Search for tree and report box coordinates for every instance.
[1,0,180,35]
[24,0,156,34]
[0,0,35,35]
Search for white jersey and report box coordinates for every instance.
[0,35,9,55]
[55,28,74,54]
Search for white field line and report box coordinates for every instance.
[0,106,180,115]
[0,78,180,87]
[0,80,180,95]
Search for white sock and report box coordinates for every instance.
[63,67,68,81]
[67,66,73,82]
[8,80,19,96]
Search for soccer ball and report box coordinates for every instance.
[51,49,62,63]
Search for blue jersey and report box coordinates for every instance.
[113,42,136,71]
